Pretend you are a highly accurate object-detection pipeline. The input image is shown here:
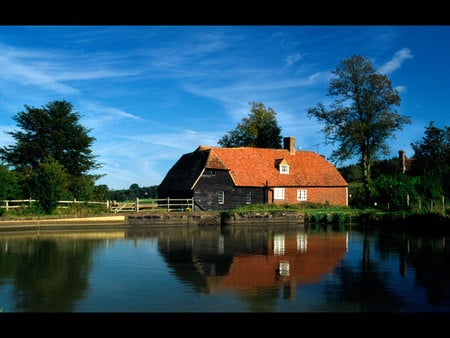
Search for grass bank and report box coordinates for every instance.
[231,203,450,233]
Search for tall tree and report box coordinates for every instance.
[411,121,450,175]
[410,121,450,198]
[307,55,411,206]
[0,100,102,200]
[218,101,282,148]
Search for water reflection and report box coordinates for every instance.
[0,225,449,312]
[148,226,349,312]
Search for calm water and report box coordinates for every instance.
[0,223,449,313]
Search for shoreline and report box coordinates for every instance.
[0,215,127,232]
[0,210,307,231]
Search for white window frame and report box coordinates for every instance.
[245,192,252,204]
[218,191,224,204]
[279,164,289,174]
[297,189,307,201]
[274,187,285,200]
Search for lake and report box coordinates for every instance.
[0,223,449,314]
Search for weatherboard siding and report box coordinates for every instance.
[193,170,265,211]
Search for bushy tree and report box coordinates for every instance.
[410,121,450,200]
[0,100,102,200]
[372,174,419,210]
[94,184,110,201]
[218,101,282,148]
[29,157,70,214]
[0,163,20,200]
[307,55,411,206]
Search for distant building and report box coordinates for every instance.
[158,137,349,211]
[398,150,415,174]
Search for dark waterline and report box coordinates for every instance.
[0,224,449,314]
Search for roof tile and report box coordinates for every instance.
[203,147,347,187]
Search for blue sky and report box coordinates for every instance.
[0,25,449,190]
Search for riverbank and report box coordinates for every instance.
[0,210,306,231]
[0,209,448,234]
[0,215,127,232]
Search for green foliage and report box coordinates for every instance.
[410,121,450,198]
[371,156,401,179]
[415,173,444,201]
[109,184,158,201]
[93,184,110,201]
[347,182,367,209]
[338,163,363,182]
[218,101,282,148]
[0,100,102,200]
[372,174,419,211]
[411,121,450,173]
[29,157,70,214]
[0,163,20,200]
[307,55,411,206]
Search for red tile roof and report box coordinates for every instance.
[199,146,348,187]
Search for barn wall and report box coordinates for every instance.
[193,170,265,211]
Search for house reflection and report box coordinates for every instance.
[140,225,349,302]
[206,231,348,300]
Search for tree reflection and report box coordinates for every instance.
[376,229,450,309]
[0,236,100,312]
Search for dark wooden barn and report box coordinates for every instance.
[158,137,348,211]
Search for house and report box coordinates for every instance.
[157,137,349,211]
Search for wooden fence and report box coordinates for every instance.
[1,197,194,213]
[0,199,107,211]
[109,198,194,213]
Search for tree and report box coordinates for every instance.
[372,173,419,211]
[29,156,70,214]
[0,100,102,200]
[307,55,411,207]
[218,101,282,148]
[410,121,450,199]
[0,163,20,201]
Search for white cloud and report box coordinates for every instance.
[378,48,413,74]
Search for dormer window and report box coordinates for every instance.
[277,158,289,174]
[280,164,289,174]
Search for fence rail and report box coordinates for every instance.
[109,198,194,213]
[0,199,107,211]
[1,198,194,213]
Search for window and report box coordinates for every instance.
[218,191,224,204]
[274,187,285,200]
[297,189,307,201]
[245,192,252,204]
[280,164,289,174]
[204,169,216,176]
[297,233,308,252]
[273,234,285,255]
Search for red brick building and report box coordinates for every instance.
[158,137,348,211]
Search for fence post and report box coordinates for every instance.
[136,198,139,212]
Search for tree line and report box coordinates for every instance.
[0,55,448,214]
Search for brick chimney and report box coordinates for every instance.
[399,150,406,174]
[283,136,296,155]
